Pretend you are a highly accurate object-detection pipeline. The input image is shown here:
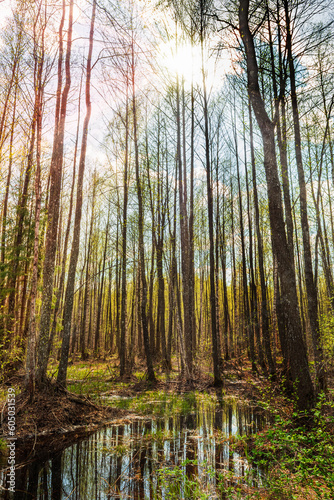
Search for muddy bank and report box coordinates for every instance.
[0,361,272,451]
[0,386,133,459]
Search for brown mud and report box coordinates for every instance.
[0,383,132,462]
[0,359,286,456]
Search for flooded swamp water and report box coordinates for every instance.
[0,394,266,499]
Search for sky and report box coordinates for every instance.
[0,0,236,182]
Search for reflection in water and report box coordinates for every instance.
[0,399,264,499]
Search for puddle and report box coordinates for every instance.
[0,397,265,499]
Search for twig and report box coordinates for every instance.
[64,486,77,499]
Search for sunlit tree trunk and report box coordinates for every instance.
[49,76,82,356]
[201,39,222,386]
[131,38,156,382]
[57,0,95,382]
[120,98,129,377]
[176,75,193,378]
[25,8,46,395]
[155,116,168,369]
[94,210,109,356]
[37,0,74,385]
[80,181,96,360]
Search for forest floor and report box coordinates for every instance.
[0,356,266,445]
[1,357,334,499]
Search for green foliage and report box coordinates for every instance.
[247,393,334,498]
[152,459,257,499]
[319,312,334,366]
[152,460,215,500]
[51,362,121,398]
[0,438,7,455]
[0,335,24,379]
[108,390,220,417]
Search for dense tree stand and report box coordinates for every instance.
[0,0,333,417]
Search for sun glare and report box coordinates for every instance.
[158,40,231,90]
[158,41,203,86]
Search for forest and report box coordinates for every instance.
[0,0,334,498]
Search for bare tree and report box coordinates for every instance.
[36,0,74,385]
[239,0,314,410]
[57,0,96,385]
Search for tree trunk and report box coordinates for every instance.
[49,75,82,356]
[94,211,109,355]
[120,99,129,377]
[176,75,193,378]
[283,0,326,391]
[239,0,313,410]
[36,0,74,385]
[25,13,46,395]
[202,41,222,386]
[248,102,275,375]
[234,105,255,370]
[57,0,95,385]
[131,39,156,383]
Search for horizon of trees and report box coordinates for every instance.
[0,0,333,411]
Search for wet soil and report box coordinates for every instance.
[116,361,275,402]
[0,383,129,459]
[0,359,280,451]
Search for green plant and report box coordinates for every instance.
[152,460,215,499]
[246,393,334,498]
[0,438,7,455]
[320,312,334,368]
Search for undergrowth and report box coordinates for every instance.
[246,392,334,499]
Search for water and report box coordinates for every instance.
[0,396,265,499]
